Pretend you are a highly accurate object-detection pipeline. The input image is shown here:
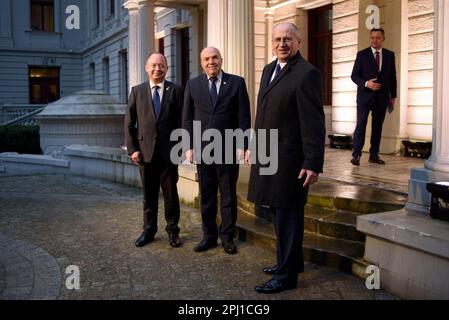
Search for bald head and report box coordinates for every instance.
[200,47,223,77]
[272,22,301,62]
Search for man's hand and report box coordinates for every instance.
[389,98,396,108]
[388,98,396,113]
[236,148,244,162]
[186,149,194,164]
[366,78,382,91]
[298,169,319,187]
[131,151,143,164]
[244,150,251,165]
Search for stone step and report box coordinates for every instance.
[304,205,366,242]
[235,209,370,279]
[237,178,406,215]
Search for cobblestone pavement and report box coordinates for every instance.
[0,175,397,300]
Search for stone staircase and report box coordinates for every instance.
[235,179,407,279]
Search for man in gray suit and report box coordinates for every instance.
[125,53,184,248]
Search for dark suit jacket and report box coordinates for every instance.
[351,47,397,107]
[124,80,184,163]
[182,71,251,157]
[247,52,325,208]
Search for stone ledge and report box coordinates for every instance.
[64,145,132,164]
[0,153,69,168]
[178,163,198,181]
[357,208,449,259]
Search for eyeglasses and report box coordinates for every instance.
[148,64,166,70]
[272,37,295,45]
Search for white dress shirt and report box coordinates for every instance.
[371,47,383,71]
[149,80,165,102]
[208,71,223,95]
[270,62,287,83]
[365,48,383,88]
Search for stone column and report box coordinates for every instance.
[207,0,228,70]
[227,0,255,121]
[425,0,449,173]
[124,0,155,89]
[138,1,155,84]
[407,0,449,213]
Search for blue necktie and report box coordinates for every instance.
[152,85,161,119]
[271,64,281,83]
[209,76,218,108]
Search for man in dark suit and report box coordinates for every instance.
[124,53,184,248]
[350,28,397,166]
[248,22,325,294]
[183,47,251,254]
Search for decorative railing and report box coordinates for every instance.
[0,104,46,126]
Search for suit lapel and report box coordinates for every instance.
[143,82,156,121]
[215,71,230,108]
[259,61,276,98]
[367,48,380,74]
[159,80,172,121]
[262,52,300,98]
[199,73,214,111]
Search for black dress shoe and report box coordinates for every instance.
[262,265,278,275]
[222,240,237,254]
[169,233,181,248]
[135,231,154,247]
[194,239,218,252]
[350,156,361,166]
[255,278,297,294]
[369,156,386,164]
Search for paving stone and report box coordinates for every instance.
[0,174,398,300]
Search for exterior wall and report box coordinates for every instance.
[331,0,360,135]
[0,0,437,146]
[0,0,128,105]
[155,7,204,83]
[407,0,434,141]
[0,51,83,104]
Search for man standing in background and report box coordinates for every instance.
[350,28,397,166]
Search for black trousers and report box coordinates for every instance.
[352,98,388,158]
[197,164,239,242]
[271,206,305,283]
[138,154,180,236]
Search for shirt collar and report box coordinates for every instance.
[149,80,165,91]
[371,47,383,54]
[208,71,223,82]
[278,62,287,69]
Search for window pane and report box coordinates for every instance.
[43,5,54,32]
[31,4,42,30]
[30,68,59,78]
[48,84,58,102]
[31,84,42,103]
[315,9,332,33]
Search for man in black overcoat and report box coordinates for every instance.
[248,22,325,294]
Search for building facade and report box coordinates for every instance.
[0,0,436,153]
